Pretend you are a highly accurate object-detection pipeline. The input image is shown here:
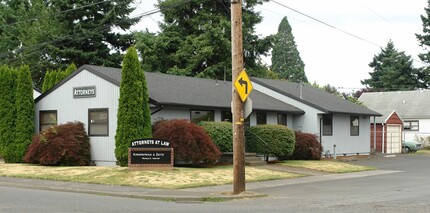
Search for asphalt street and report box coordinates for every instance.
[1,154,429,213]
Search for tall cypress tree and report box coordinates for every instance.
[115,46,152,166]
[5,65,35,163]
[271,16,308,83]
[0,66,16,159]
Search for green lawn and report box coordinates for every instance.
[280,160,375,173]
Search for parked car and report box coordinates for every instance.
[402,141,422,153]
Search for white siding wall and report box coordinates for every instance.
[322,114,371,155]
[253,83,323,134]
[35,70,119,166]
[267,112,277,124]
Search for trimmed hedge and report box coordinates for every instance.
[6,65,35,163]
[291,131,322,160]
[153,119,221,165]
[245,124,295,158]
[24,122,91,166]
[198,121,233,152]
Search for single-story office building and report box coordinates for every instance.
[250,78,381,156]
[35,65,304,166]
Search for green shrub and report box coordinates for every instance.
[198,121,233,152]
[153,119,221,165]
[290,131,322,160]
[245,124,295,158]
[24,122,91,166]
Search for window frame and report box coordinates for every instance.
[350,116,359,136]
[403,120,419,131]
[256,112,267,125]
[322,115,333,136]
[221,111,232,122]
[277,114,287,126]
[39,110,57,132]
[190,110,214,123]
[88,108,109,136]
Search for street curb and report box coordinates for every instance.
[0,179,267,202]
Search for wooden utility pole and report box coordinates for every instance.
[231,0,245,194]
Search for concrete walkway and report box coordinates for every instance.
[0,164,400,202]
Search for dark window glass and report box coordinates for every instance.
[257,113,267,125]
[323,115,332,136]
[221,111,232,122]
[191,110,214,123]
[277,114,287,126]
[40,111,57,132]
[350,116,359,136]
[89,109,109,136]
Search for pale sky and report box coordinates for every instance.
[131,0,429,93]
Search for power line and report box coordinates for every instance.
[270,0,382,48]
[269,0,427,66]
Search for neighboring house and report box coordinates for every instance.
[251,78,381,157]
[35,65,304,166]
[369,110,403,154]
[359,91,430,147]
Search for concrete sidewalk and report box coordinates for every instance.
[0,164,400,202]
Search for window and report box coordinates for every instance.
[89,108,108,136]
[277,114,287,126]
[322,115,332,136]
[404,120,419,131]
[256,113,267,125]
[221,111,232,122]
[39,110,57,132]
[350,116,359,136]
[190,110,214,123]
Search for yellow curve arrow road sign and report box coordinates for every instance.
[234,70,253,102]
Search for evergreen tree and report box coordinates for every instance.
[0,66,16,159]
[0,0,138,88]
[5,65,34,163]
[271,16,308,83]
[361,40,419,91]
[416,1,430,88]
[115,46,152,166]
[41,64,77,92]
[41,71,51,93]
[65,63,77,76]
[135,0,272,79]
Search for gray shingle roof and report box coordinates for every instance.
[359,91,430,120]
[251,77,381,116]
[37,65,304,114]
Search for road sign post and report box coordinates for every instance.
[231,0,245,195]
